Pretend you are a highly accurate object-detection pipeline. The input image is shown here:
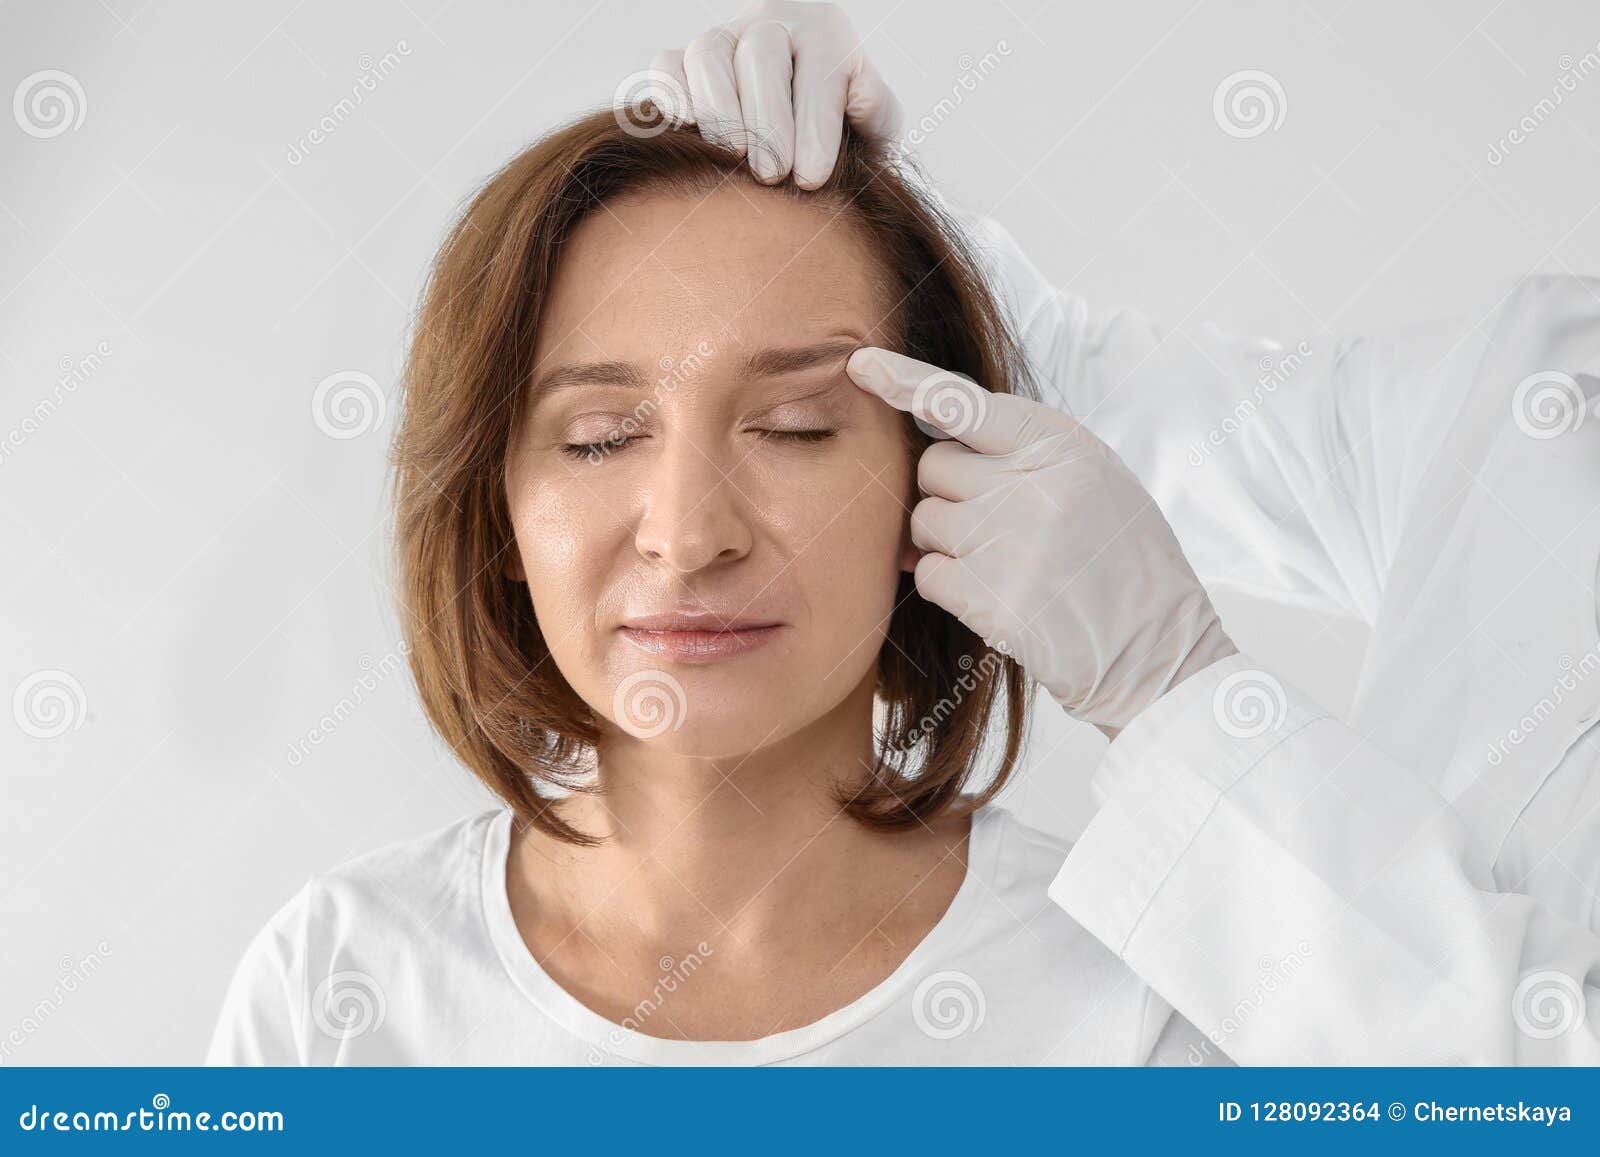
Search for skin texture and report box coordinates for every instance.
[500,184,971,1040]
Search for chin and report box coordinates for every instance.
[600,663,840,757]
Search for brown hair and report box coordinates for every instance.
[390,107,1039,846]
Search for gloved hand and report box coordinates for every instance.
[847,347,1238,739]
[644,0,902,187]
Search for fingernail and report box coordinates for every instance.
[748,144,775,182]
[792,150,825,190]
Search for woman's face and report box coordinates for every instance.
[505,183,919,758]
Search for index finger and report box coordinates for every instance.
[845,346,1046,456]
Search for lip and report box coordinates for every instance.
[618,616,786,663]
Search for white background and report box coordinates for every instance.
[5,0,1599,1063]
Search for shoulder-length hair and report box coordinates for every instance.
[390,107,1038,846]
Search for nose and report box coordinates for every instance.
[632,434,754,573]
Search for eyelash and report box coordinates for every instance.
[558,428,837,461]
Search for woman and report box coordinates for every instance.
[203,105,1227,1065]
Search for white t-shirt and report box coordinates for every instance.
[205,804,1222,1065]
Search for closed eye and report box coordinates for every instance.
[757,428,836,445]
[559,428,836,462]
[559,434,634,461]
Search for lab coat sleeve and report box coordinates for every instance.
[1047,652,1600,1063]
[958,209,1491,625]
[203,879,313,1065]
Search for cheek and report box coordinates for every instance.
[818,490,908,601]
[796,485,909,676]
[755,433,915,624]
[507,473,614,638]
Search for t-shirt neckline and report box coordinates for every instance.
[479,803,1000,1066]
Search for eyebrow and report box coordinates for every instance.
[531,338,862,398]
[532,360,647,393]
[741,338,860,378]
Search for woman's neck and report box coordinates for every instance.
[510,673,970,962]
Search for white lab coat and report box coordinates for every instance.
[964,212,1600,1063]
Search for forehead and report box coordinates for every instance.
[534,184,894,368]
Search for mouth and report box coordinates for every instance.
[617,614,786,663]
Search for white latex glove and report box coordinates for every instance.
[847,347,1239,739]
[644,0,902,187]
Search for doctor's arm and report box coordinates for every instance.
[840,338,1600,1064]
[949,151,1600,1059]
[1049,651,1600,1064]
[925,152,1600,1063]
